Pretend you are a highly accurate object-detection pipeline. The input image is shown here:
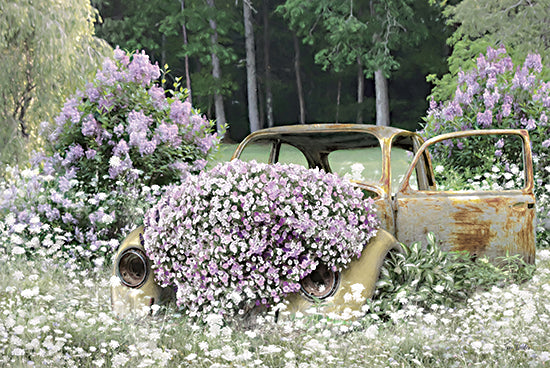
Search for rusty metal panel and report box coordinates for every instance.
[394,191,536,264]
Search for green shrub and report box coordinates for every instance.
[368,233,535,320]
[0,48,220,266]
[422,46,550,247]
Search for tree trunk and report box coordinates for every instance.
[180,0,192,103]
[207,0,226,138]
[374,69,390,126]
[357,57,364,124]
[293,33,306,124]
[335,78,341,124]
[243,0,261,133]
[263,0,274,128]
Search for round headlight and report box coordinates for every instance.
[117,248,148,288]
[300,263,340,300]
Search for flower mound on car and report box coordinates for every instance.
[143,159,380,318]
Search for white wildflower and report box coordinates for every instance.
[365,324,378,339]
[109,156,122,168]
[434,284,445,293]
[112,353,129,367]
[12,223,27,233]
[21,286,39,298]
[11,348,25,356]
[101,213,114,225]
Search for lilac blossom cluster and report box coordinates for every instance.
[0,48,219,263]
[423,46,550,247]
[143,160,380,318]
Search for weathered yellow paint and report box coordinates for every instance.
[111,226,168,317]
[280,229,401,320]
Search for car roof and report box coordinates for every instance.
[234,123,419,155]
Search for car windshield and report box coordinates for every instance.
[237,130,386,184]
[327,147,382,183]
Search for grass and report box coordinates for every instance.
[1,243,549,367]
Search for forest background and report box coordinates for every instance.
[2,0,549,169]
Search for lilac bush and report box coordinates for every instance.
[423,46,550,247]
[143,160,380,319]
[0,48,220,264]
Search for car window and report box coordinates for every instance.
[277,143,309,167]
[238,141,272,163]
[412,134,525,191]
[391,147,417,193]
[328,146,382,183]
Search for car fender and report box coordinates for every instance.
[280,228,402,320]
[111,226,173,317]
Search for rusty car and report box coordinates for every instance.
[111,123,536,318]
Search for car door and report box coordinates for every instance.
[393,129,536,264]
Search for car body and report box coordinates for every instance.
[112,124,536,318]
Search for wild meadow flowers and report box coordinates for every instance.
[1,226,549,367]
[422,45,550,247]
[143,160,380,319]
[0,48,219,264]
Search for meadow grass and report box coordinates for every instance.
[1,245,549,367]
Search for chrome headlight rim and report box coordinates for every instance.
[299,262,341,301]
[116,247,149,289]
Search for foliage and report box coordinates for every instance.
[429,0,550,101]
[0,0,111,171]
[278,0,428,77]
[95,0,240,113]
[422,46,550,247]
[368,233,536,320]
[143,159,379,319]
[0,48,220,265]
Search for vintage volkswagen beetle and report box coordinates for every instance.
[112,124,536,317]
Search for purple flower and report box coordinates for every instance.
[113,140,130,156]
[541,112,548,125]
[113,46,130,67]
[149,85,168,110]
[523,118,537,130]
[442,101,463,121]
[524,53,543,73]
[143,160,379,318]
[63,144,84,166]
[85,149,97,159]
[54,98,81,127]
[127,110,152,150]
[85,83,100,102]
[477,110,493,128]
[128,51,160,85]
[483,88,500,109]
[81,114,98,137]
[155,122,180,146]
[170,100,192,123]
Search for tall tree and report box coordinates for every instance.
[243,0,261,132]
[293,33,306,124]
[262,0,275,128]
[0,0,110,170]
[207,0,227,137]
[181,0,193,103]
[279,0,428,126]
[97,0,239,132]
